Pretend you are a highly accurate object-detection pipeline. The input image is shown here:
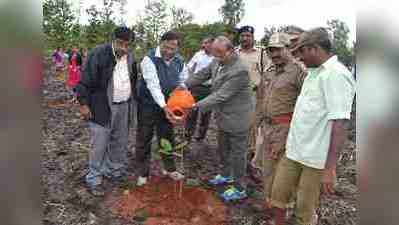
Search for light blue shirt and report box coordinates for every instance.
[286,55,356,169]
[187,50,214,86]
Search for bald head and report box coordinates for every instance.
[213,36,234,51]
[212,36,234,64]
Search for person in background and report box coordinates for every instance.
[285,26,305,50]
[184,36,214,142]
[270,28,355,225]
[235,25,271,177]
[66,46,83,91]
[286,26,307,72]
[51,47,65,78]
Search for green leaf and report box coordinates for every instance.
[159,138,173,155]
[175,141,189,150]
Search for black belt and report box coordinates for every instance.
[112,99,130,105]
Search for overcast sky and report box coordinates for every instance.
[71,0,356,42]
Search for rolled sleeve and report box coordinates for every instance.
[323,72,355,120]
[179,64,189,85]
[141,56,167,108]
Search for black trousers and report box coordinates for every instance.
[135,102,176,177]
[185,109,211,140]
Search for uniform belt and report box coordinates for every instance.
[265,113,293,125]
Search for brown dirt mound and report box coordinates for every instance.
[111,176,227,225]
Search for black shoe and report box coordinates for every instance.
[89,186,105,197]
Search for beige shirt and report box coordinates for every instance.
[236,47,270,88]
[258,60,307,118]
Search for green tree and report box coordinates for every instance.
[170,6,194,30]
[327,19,354,67]
[43,0,76,48]
[277,25,304,34]
[116,0,128,25]
[219,0,245,27]
[260,25,304,47]
[143,0,169,47]
[176,22,231,59]
[101,0,118,41]
[260,26,278,46]
[84,0,119,48]
[132,15,149,60]
[85,5,103,47]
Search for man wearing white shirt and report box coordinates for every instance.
[135,31,186,186]
[270,28,356,225]
[185,37,214,141]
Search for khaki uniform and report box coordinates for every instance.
[253,60,306,200]
[237,48,270,157]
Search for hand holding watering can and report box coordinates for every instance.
[164,87,196,125]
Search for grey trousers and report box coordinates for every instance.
[218,129,249,188]
[85,102,129,187]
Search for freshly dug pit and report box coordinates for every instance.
[111,176,227,225]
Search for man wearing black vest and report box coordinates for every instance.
[135,31,186,186]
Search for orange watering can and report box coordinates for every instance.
[166,89,195,119]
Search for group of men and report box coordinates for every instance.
[75,24,355,225]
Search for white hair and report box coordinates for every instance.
[214,36,234,50]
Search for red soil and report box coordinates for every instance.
[111,176,227,225]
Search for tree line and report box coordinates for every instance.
[43,0,355,66]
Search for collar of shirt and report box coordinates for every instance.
[199,50,213,57]
[111,42,128,63]
[307,55,338,77]
[155,46,177,65]
[269,60,291,74]
[155,46,162,57]
[236,46,257,54]
[321,55,338,70]
[196,50,214,61]
[111,42,117,60]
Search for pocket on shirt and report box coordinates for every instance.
[303,90,325,112]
